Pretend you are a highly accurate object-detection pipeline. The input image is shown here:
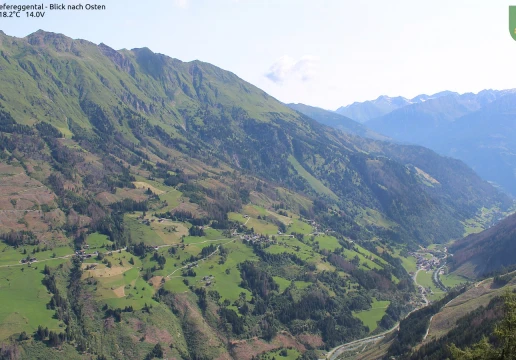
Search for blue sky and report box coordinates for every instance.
[2,0,516,109]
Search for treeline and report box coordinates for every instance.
[35,259,88,350]
[110,199,148,212]
[104,305,135,322]
[0,230,38,247]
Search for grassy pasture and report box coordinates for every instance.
[315,234,340,251]
[229,212,279,235]
[352,298,390,333]
[0,259,67,339]
[287,218,313,234]
[86,232,113,249]
[441,272,469,288]
[273,276,311,293]
[124,214,162,245]
[165,240,257,303]
[416,270,446,302]
[259,348,301,360]
[132,181,165,195]
[264,237,315,261]
[0,245,73,267]
[83,252,156,310]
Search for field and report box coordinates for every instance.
[273,276,311,292]
[265,237,315,261]
[416,270,446,302]
[124,214,160,245]
[0,259,68,339]
[85,232,113,249]
[287,218,313,234]
[259,348,301,360]
[461,206,504,237]
[132,181,165,195]
[157,189,183,212]
[83,251,156,310]
[440,272,469,288]
[352,298,390,333]
[124,212,190,246]
[0,245,73,266]
[315,234,341,251]
[229,211,279,235]
[395,251,417,274]
[164,240,258,303]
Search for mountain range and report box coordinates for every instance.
[335,91,458,123]
[0,29,512,359]
[328,89,516,196]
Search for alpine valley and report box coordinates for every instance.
[0,30,513,360]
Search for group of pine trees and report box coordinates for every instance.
[450,291,516,359]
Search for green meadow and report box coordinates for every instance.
[416,270,446,302]
[352,298,390,332]
[0,259,68,339]
[441,272,469,288]
[86,232,113,249]
[273,276,311,292]
[164,240,258,303]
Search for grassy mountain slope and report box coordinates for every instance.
[0,30,511,359]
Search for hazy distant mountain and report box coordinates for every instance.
[287,103,389,140]
[335,91,457,123]
[364,89,516,195]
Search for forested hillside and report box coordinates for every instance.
[0,30,510,359]
[450,212,516,278]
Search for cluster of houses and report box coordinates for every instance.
[240,233,276,245]
[410,251,441,271]
[75,249,98,259]
[20,257,37,264]
[306,219,320,230]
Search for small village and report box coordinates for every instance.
[410,251,441,272]
[409,247,449,304]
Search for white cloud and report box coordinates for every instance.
[174,0,189,8]
[265,55,319,84]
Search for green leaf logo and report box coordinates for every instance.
[510,6,516,41]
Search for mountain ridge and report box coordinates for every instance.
[335,91,458,123]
